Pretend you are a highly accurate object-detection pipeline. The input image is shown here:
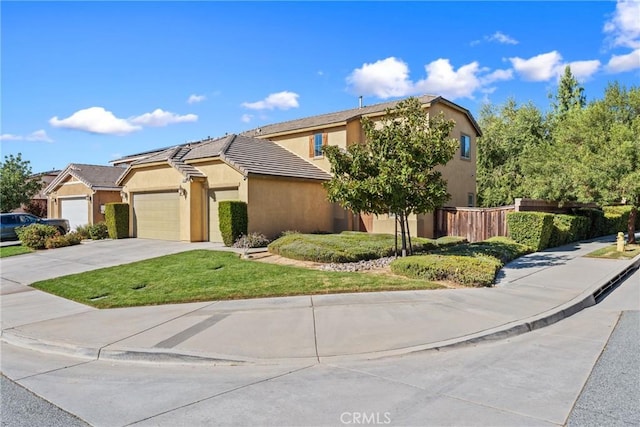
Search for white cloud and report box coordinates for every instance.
[187,94,206,104]
[566,60,601,81]
[0,133,22,141]
[346,57,412,98]
[26,130,53,142]
[604,0,640,49]
[488,31,519,45]
[509,51,564,81]
[241,114,253,123]
[242,91,300,110]
[606,49,640,72]
[50,107,141,135]
[129,109,198,127]
[346,57,513,100]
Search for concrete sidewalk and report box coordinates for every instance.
[1,237,639,365]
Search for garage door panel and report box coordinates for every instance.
[60,197,89,230]
[134,192,180,241]
[209,188,239,242]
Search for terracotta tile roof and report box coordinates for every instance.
[45,163,124,194]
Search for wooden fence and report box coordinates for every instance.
[435,206,514,243]
[435,199,600,243]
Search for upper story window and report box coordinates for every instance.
[309,132,328,158]
[460,134,471,160]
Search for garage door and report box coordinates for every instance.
[60,197,89,231]
[209,188,239,242]
[133,192,180,240]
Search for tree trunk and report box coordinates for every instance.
[405,212,413,256]
[394,215,399,257]
[399,213,407,257]
[628,205,637,245]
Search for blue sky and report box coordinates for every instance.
[2,1,639,173]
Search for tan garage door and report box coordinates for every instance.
[209,188,239,242]
[133,192,180,240]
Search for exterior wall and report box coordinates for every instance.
[264,126,347,173]
[247,176,334,239]
[91,191,122,225]
[48,177,91,221]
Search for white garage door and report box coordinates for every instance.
[133,192,180,240]
[209,188,239,242]
[60,197,89,231]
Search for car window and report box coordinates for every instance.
[18,215,36,224]
[0,215,15,225]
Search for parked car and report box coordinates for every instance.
[0,213,70,240]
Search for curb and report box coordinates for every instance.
[3,253,639,366]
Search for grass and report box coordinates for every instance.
[32,250,444,308]
[268,231,465,263]
[0,245,32,258]
[585,244,640,260]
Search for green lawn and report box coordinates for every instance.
[585,244,640,260]
[32,250,443,308]
[0,245,32,258]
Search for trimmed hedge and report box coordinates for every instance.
[105,203,129,239]
[603,205,640,234]
[572,208,607,239]
[507,212,554,251]
[219,201,248,247]
[548,214,590,248]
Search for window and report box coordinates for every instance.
[309,133,328,158]
[467,193,475,207]
[460,134,471,159]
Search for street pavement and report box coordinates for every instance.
[1,236,638,365]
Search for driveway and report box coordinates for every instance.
[0,239,228,287]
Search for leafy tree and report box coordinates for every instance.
[550,65,586,118]
[324,97,458,256]
[476,99,547,206]
[0,154,43,213]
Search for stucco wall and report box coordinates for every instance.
[266,127,346,173]
[247,176,333,239]
[48,177,90,220]
[92,191,123,225]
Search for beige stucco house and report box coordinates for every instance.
[45,164,124,230]
[113,94,480,242]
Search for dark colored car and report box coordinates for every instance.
[0,213,70,241]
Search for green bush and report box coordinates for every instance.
[64,232,83,245]
[603,205,639,234]
[45,235,71,249]
[436,236,531,264]
[268,231,442,263]
[219,201,248,247]
[572,208,607,238]
[507,212,554,251]
[391,255,500,287]
[548,214,590,248]
[16,224,59,250]
[88,222,109,240]
[105,203,129,239]
[74,224,91,240]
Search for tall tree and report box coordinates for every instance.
[324,97,458,256]
[476,99,547,207]
[551,65,586,118]
[0,153,43,213]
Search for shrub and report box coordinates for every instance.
[105,202,129,239]
[436,236,531,264]
[75,224,91,240]
[391,255,500,287]
[603,205,639,234]
[16,224,59,250]
[45,235,71,249]
[88,222,109,240]
[507,212,554,251]
[233,232,270,249]
[572,208,607,238]
[218,201,248,246]
[548,214,590,248]
[64,232,83,245]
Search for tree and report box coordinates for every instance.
[0,154,43,213]
[550,65,586,118]
[476,99,547,206]
[324,97,458,256]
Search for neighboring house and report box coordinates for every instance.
[241,94,481,237]
[116,134,332,241]
[45,164,125,230]
[13,170,61,216]
[113,94,481,242]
